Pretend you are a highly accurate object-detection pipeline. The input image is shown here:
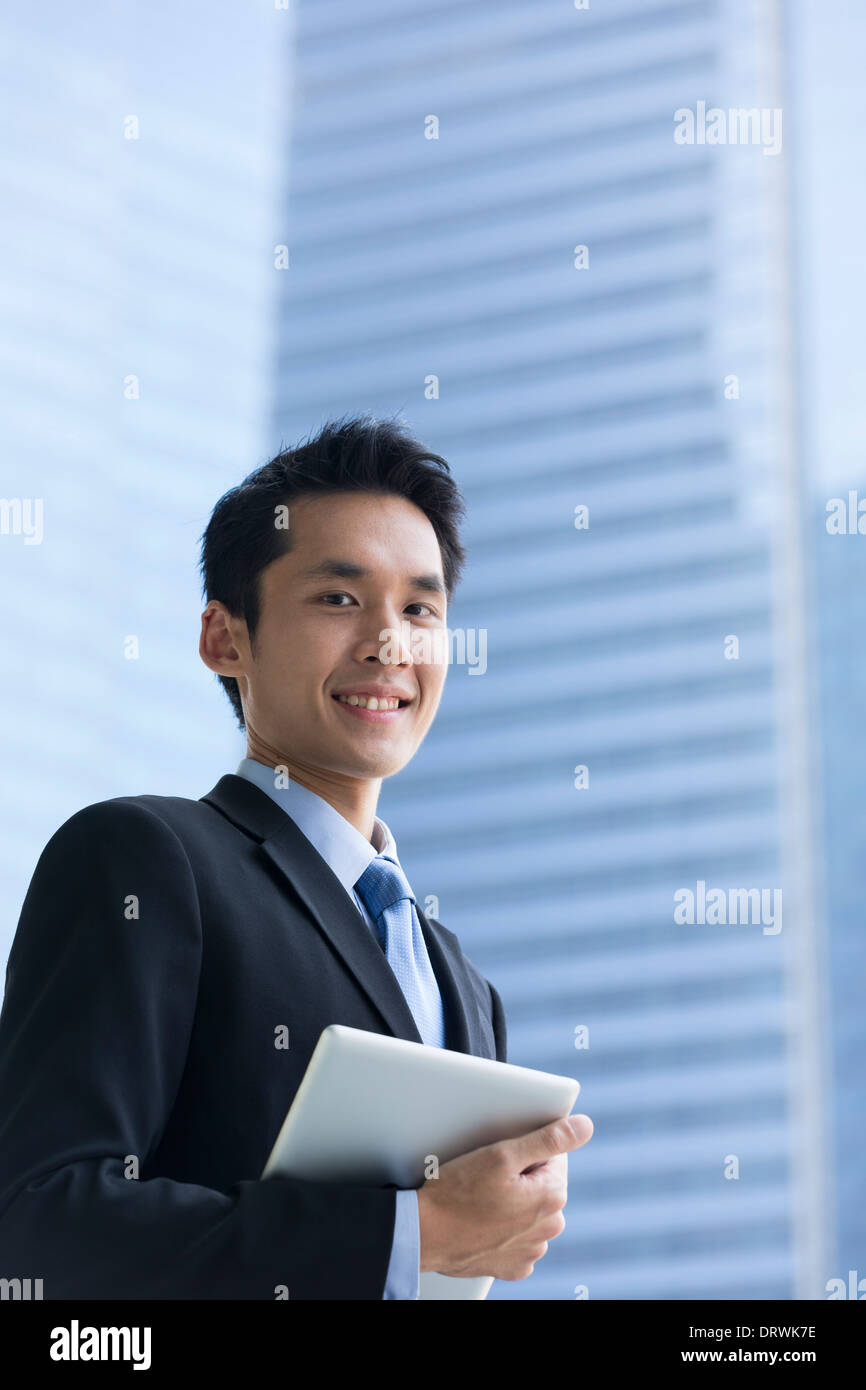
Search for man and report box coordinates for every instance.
[0,415,593,1299]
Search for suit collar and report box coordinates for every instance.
[233,756,393,895]
[200,775,481,1056]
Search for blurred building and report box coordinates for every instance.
[0,1,283,939]
[789,0,866,1293]
[813,517,866,1285]
[274,0,831,1298]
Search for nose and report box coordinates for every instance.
[353,603,413,668]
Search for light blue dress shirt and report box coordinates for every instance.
[235,756,429,1301]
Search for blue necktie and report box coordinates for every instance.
[354,855,446,1049]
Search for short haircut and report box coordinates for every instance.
[198,413,467,729]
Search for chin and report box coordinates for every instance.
[357,753,409,779]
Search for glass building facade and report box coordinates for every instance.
[273,0,829,1299]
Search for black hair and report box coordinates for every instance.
[198,412,467,730]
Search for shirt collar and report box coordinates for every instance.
[234,757,399,898]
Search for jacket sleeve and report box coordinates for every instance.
[0,800,395,1300]
[488,979,507,1063]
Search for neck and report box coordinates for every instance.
[245,739,381,842]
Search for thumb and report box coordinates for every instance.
[504,1113,593,1172]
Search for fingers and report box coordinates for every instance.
[506,1113,593,1171]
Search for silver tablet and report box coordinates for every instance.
[262,1024,580,1299]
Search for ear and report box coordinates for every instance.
[199,600,247,678]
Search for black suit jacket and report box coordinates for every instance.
[0,773,506,1299]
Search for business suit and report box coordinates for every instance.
[233,753,444,1299]
[0,772,507,1299]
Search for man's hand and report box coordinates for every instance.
[417,1113,593,1280]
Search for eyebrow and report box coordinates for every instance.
[300,558,446,596]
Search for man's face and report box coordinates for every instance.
[238,490,449,780]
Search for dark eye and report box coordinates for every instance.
[321,593,353,606]
[406,603,434,617]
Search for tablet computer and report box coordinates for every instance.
[262,1024,580,1300]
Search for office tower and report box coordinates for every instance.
[275,0,829,1298]
[0,2,283,954]
[789,0,866,1293]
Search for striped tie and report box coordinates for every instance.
[354,855,446,1049]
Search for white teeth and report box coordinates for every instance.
[336,694,402,710]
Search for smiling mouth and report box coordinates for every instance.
[333,693,408,711]
[331,693,411,723]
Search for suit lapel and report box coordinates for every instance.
[413,899,475,1054]
[201,775,477,1054]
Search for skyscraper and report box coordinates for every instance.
[274,0,829,1298]
[0,1,284,945]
